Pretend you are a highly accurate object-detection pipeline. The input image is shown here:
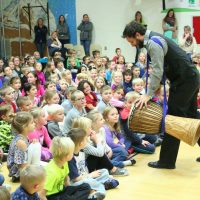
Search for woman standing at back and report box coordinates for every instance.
[179,25,197,62]
[162,9,178,43]
[57,15,70,48]
[34,18,48,58]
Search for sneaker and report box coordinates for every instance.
[155,138,163,147]
[12,175,20,183]
[104,179,119,190]
[92,192,105,200]
[110,167,129,176]
[130,159,136,165]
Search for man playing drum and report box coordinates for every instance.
[122,21,200,169]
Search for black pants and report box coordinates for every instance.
[159,65,200,166]
[35,42,46,58]
[86,154,114,173]
[47,183,90,200]
[59,39,70,48]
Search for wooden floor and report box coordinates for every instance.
[1,143,200,200]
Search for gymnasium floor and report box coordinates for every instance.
[1,143,200,200]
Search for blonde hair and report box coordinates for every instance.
[86,110,102,130]
[0,187,10,200]
[132,78,144,86]
[76,73,88,81]
[94,76,105,91]
[50,136,75,160]
[12,112,33,133]
[111,71,123,85]
[125,91,140,103]
[0,86,13,97]
[47,104,64,115]
[30,107,43,119]
[103,106,120,132]
[72,117,92,133]
[20,165,46,189]
[61,70,71,79]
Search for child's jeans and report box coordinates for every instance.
[111,146,128,168]
[0,174,4,186]
[71,168,110,199]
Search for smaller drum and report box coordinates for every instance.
[128,101,163,134]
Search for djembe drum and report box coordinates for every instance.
[128,101,200,146]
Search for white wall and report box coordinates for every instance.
[76,0,200,61]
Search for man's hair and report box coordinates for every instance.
[20,165,46,189]
[122,21,146,38]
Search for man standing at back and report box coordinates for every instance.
[122,21,200,169]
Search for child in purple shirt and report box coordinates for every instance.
[102,106,136,168]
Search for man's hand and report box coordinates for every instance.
[135,94,151,109]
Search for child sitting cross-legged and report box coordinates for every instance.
[68,126,119,200]
[86,110,129,176]
[12,165,46,199]
[102,106,136,168]
[120,91,157,154]
[39,136,91,200]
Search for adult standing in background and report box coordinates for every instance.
[134,11,147,27]
[133,11,147,63]
[77,14,93,56]
[179,25,197,62]
[57,15,70,48]
[34,18,48,58]
[162,9,178,44]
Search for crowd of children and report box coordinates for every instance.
[1,43,198,199]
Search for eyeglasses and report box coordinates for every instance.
[75,97,85,101]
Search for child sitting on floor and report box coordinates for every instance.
[68,127,119,200]
[29,108,52,161]
[39,136,91,200]
[102,106,136,168]
[120,91,157,154]
[46,104,65,138]
[7,112,41,182]
[12,165,46,199]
